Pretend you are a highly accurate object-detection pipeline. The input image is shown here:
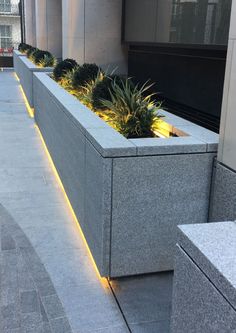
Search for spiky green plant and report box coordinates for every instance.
[38,54,57,68]
[59,67,80,95]
[91,75,126,111]
[101,79,162,138]
[76,70,105,108]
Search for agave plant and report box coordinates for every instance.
[101,79,162,138]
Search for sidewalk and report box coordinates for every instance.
[0,70,129,333]
[0,70,172,333]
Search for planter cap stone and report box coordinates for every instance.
[13,49,26,57]
[21,56,53,72]
[178,222,236,309]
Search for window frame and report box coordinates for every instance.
[0,0,11,13]
[0,25,12,48]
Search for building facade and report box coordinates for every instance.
[22,0,232,129]
[0,0,21,54]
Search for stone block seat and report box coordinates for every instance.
[171,222,236,333]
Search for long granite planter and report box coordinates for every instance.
[13,53,53,108]
[33,72,218,277]
[171,222,236,333]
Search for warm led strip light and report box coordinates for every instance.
[16,73,34,118]
[35,125,107,284]
[14,73,20,81]
[18,73,108,284]
[20,86,34,118]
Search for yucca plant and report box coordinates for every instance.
[91,75,125,111]
[38,54,57,68]
[77,70,105,108]
[101,79,162,138]
[60,67,80,94]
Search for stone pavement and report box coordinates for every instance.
[0,204,73,333]
[0,69,173,333]
[110,273,173,332]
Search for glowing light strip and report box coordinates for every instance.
[15,73,34,118]
[14,73,20,81]
[34,125,107,283]
[19,85,34,118]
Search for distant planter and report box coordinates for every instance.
[13,52,53,108]
[13,50,26,79]
[33,72,219,278]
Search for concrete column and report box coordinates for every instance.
[62,0,85,63]
[218,0,236,170]
[24,0,36,46]
[35,0,62,58]
[62,0,127,74]
[210,0,236,221]
[156,0,172,43]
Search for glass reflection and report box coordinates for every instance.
[124,0,232,45]
[170,0,231,45]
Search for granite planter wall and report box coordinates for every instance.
[209,161,236,222]
[33,72,218,277]
[13,53,53,108]
[13,50,26,79]
[171,222,236,333]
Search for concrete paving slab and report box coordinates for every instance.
[110,272,173,333]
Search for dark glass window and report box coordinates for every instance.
[124,0,232,46]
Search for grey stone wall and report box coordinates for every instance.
[13,50,26,78]
[209,162,236,221]
[16,55,52,108]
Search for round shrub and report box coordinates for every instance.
[53,58,78,81]
[72,63,101,89]
[18,43,31,53]
[32,50,53,65]
[91,75,125,110]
